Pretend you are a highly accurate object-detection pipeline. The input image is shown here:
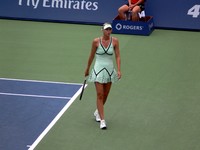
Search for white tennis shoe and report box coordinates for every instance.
[100,120,107,129]
[94,109,101,122]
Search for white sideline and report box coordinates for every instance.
[0,92,71,99]
[27,86,86,150]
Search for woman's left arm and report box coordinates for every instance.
[113,37,121,79]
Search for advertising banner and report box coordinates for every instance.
[0,0,199,30]
[112,16,154,35]
[0,0,123,24]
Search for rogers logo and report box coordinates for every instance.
[115,23,122,30]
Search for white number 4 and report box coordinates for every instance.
[187,5,200,18]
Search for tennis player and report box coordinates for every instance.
[84,23,121,129]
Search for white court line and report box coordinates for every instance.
[0,92,71,100]
[28,84,87,150]
[0,77,81,99]
[0,77,82,85]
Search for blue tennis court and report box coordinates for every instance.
[0,78,83,150]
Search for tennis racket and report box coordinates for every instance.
[79,77,87,100]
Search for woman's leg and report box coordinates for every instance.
[103,82,112,105]
[118,5,129,20]
[95,82,105,120]
[95,82,112,120]
[131,5,141,21]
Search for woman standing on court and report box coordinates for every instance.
[84,23,121,129]
[118,0,145,21]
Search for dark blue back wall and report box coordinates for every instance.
[0,0,199,30]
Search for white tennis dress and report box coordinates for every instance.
[88,37,119,83]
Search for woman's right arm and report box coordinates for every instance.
[85,38,98,77]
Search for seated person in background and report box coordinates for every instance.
[118,0,145,21]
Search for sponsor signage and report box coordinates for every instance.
[0,0,122,23]
[112,16,154,35]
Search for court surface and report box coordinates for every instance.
[0,78,82,150]
[0,19,200,150]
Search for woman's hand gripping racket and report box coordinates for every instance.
[79,77,87,100]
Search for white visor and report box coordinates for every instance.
[103,24,112,30]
